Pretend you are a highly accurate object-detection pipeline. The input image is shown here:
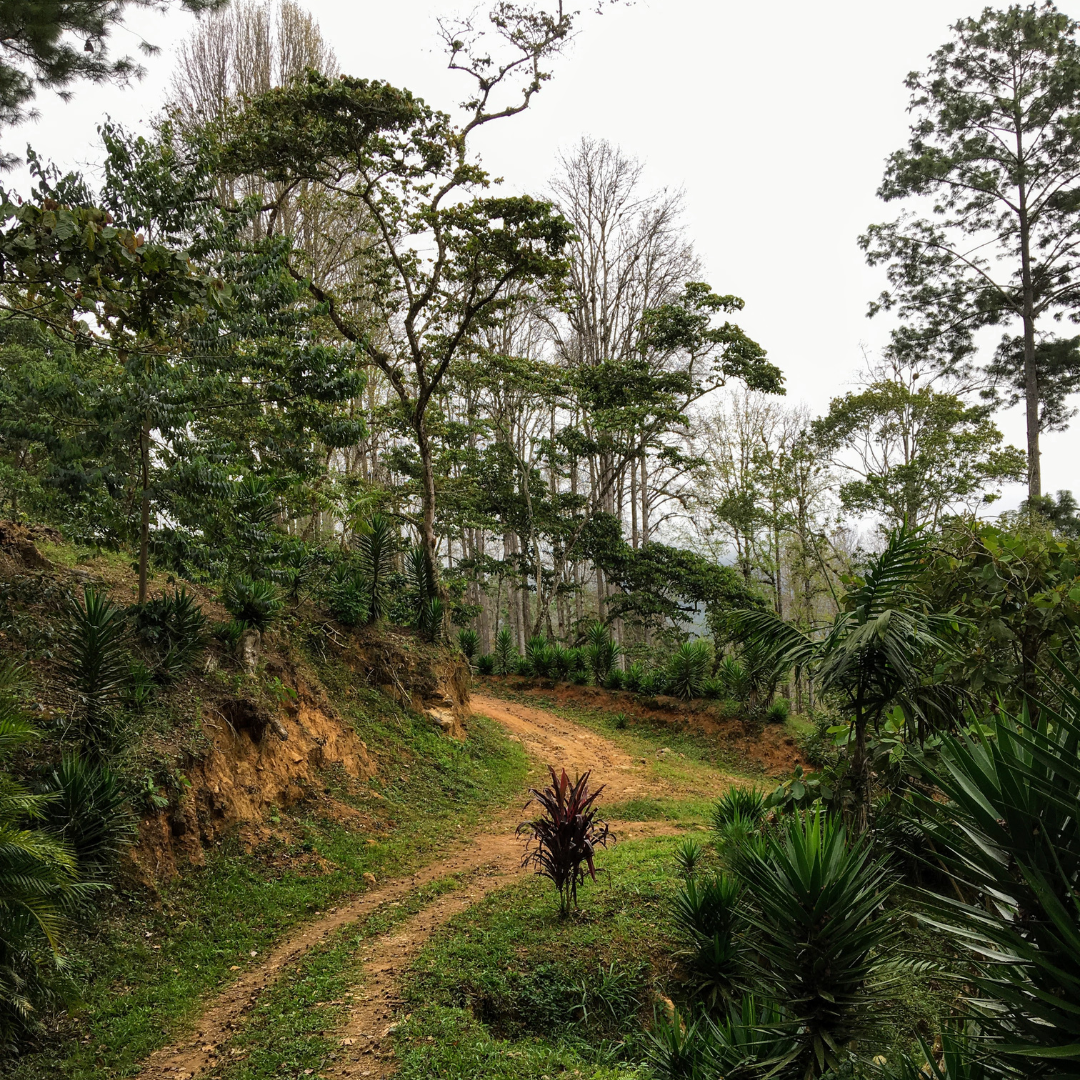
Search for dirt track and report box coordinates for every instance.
[138,692,724,1080]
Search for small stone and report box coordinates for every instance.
[363,872,377,886]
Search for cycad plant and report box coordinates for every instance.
[668,640,712,699]
[407,545,441,641]
[913,661,1080,1077]
[131,587,207,682]
[355,514,396,623]
[735,530,957,830]
[736,810,901,1079]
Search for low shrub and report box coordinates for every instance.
[457,628,479,661]
[668,640,711,699]
[476,653,495,676]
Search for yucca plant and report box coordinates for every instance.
[672,870,747,1010]
[131,587,207,682]
[668,640,711,699]
[648,996,794,1080]
[550,645,575,680]
[355,514,396,623]
[701,676,724,700]
[407,545,442,640]
[493,628,516,675]
[624,662,646,693]
[584,621,620,683]
[57,588,128,753]
[717,655,750,701]
[518,766,613,916]
[603,667,624,691]
[222,575,283,632]
[37,754,136,878]
[712,788,766,831]
[737,810,901,1078]
[457,628,479,661]
[912,662,1080,1077]
[476,653,495,676]
[525,636,554,677]
[419,597,445,643]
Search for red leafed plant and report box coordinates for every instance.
[517,766,614,915]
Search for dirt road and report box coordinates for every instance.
[138,692,725,1080]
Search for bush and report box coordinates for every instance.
[668,640,711,699]
[517,766,613,915]
[526,637,555,678]
[475,653,495,676]
[222,575,283,632]
[37,754,136,877]
[324,563,369,627]
[131,587,207,681]
[717,655,750,701]
[765,698,790,724]
[623,662,645,693]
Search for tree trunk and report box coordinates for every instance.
[138,420,151,606]
[1016,135,1041,500]
[414,416,440,585]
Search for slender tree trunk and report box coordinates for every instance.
[138,420,151,605]
[414,417,441,585]
[1016,129,1041,500]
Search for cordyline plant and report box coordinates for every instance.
[518,766,614,916]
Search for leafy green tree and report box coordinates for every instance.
[985,333,1080,435]
[0,0,225,160]
[216,4,581,587]
[813,362,1026,530]
[861,2,1080,498]
[923,518,1080,706]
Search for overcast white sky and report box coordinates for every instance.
[12,0,1080,510]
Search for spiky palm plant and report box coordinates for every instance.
[672,871,747,1010]
[457,628,479,661]
[584,621,620,683]
[222,575,283,632]
[736,810,901,1079]
[57,588,129,754]
[355,514,396,623]
[0,662,85,1045]
[668,640,711,699]
[735,530,958,830]
[493,628,516,675]
[913,662,1080,1077]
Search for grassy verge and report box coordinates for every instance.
[201,873,462,1080]
[392,834,682,1080]
[3,693,528,1080]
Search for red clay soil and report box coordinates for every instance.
[482,678,807,776]
[137,692,716,1080]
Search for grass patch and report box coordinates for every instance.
[203,873,461,1080]
[393,834,682,1080]
[3,696,528,1080]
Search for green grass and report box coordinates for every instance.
[202,873,462,1080]
[3,691,528,1080]
[392,834,683,1080]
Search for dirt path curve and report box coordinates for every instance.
[138,692,712,1080]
